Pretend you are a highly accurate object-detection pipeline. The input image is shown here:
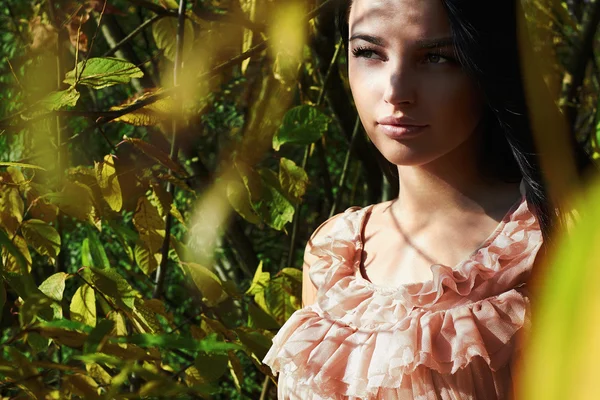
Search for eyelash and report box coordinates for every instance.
[350,46,454,64]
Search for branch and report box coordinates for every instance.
[153,0,188,299]
[102,14,164,57]
[330,116,361,217]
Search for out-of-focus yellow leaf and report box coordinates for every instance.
[70,284,97,328]
[517,180,600,399]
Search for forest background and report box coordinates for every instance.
[0,0,599,399]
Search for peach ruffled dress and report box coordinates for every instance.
[263,186,542,399]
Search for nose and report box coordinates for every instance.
[383,64,416,106]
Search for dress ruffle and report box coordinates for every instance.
[263,194,542,399]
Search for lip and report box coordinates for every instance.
[377,116,428,139]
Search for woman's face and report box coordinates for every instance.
[348,0,484,167]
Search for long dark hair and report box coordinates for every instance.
[337,0,592,244]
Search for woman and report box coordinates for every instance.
[263,0,590,398]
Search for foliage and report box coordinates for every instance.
[0,0,598,399]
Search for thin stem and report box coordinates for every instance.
[154,0,188,299]
[330,116,361,217]
[102,14,164,57]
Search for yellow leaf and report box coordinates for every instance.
[182,262,227,305]
[86,363,112,387]
[0,183,24,235]
[95,155,122,212]
[38,272,68,302]
[133,196,166,254]
[62,373,100,399]
[134,241,162,276]
[70,284,96,327]
[1,234,32,273]
[111,91,174,126]
[21,219,61,259]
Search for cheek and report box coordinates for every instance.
[425,75,483,133]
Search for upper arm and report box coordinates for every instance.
[301,213,344,307]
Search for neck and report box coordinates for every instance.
[393,134,501,222]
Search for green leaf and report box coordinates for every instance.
[247,302,280,330]
[84,319,115,354]
[82,233,110,270]
[254,169,295,231]
[21,219,61,259]
[279,157,309,202]
[39,87,80,111]
[64,57,144,89]
[70,284,97,327]
[194,352,229,383]
[112,332,241,353]
[95,154,122,212]
[246,261,270,296]
[182,263,227,306]
[227,179,261,225]
[152,17,195,62]
[273,105,329,150]
[235,327,273,360]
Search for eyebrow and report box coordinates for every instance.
[348,34,454,49]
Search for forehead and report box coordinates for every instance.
[348,0,451,38]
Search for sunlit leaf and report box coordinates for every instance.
[64,57,144,89]
[46,181,96,225]
[110,89,174,126]
[95,154,122,212]
[152,17,194,62]
[182,262,227,305]
[246,261,270,296]
[82,234,110,270]
[80,267,138,311]
[70,284,97,327]
[39,87,80,111]
[134,240,161,276]
[21,219,61,259]
[272,105,329,150]
[38,272,68,302]
[279,157,309,202]
[0,183,24,235]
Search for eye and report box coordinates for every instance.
[351,46,383,60]
[425,53,450,64]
